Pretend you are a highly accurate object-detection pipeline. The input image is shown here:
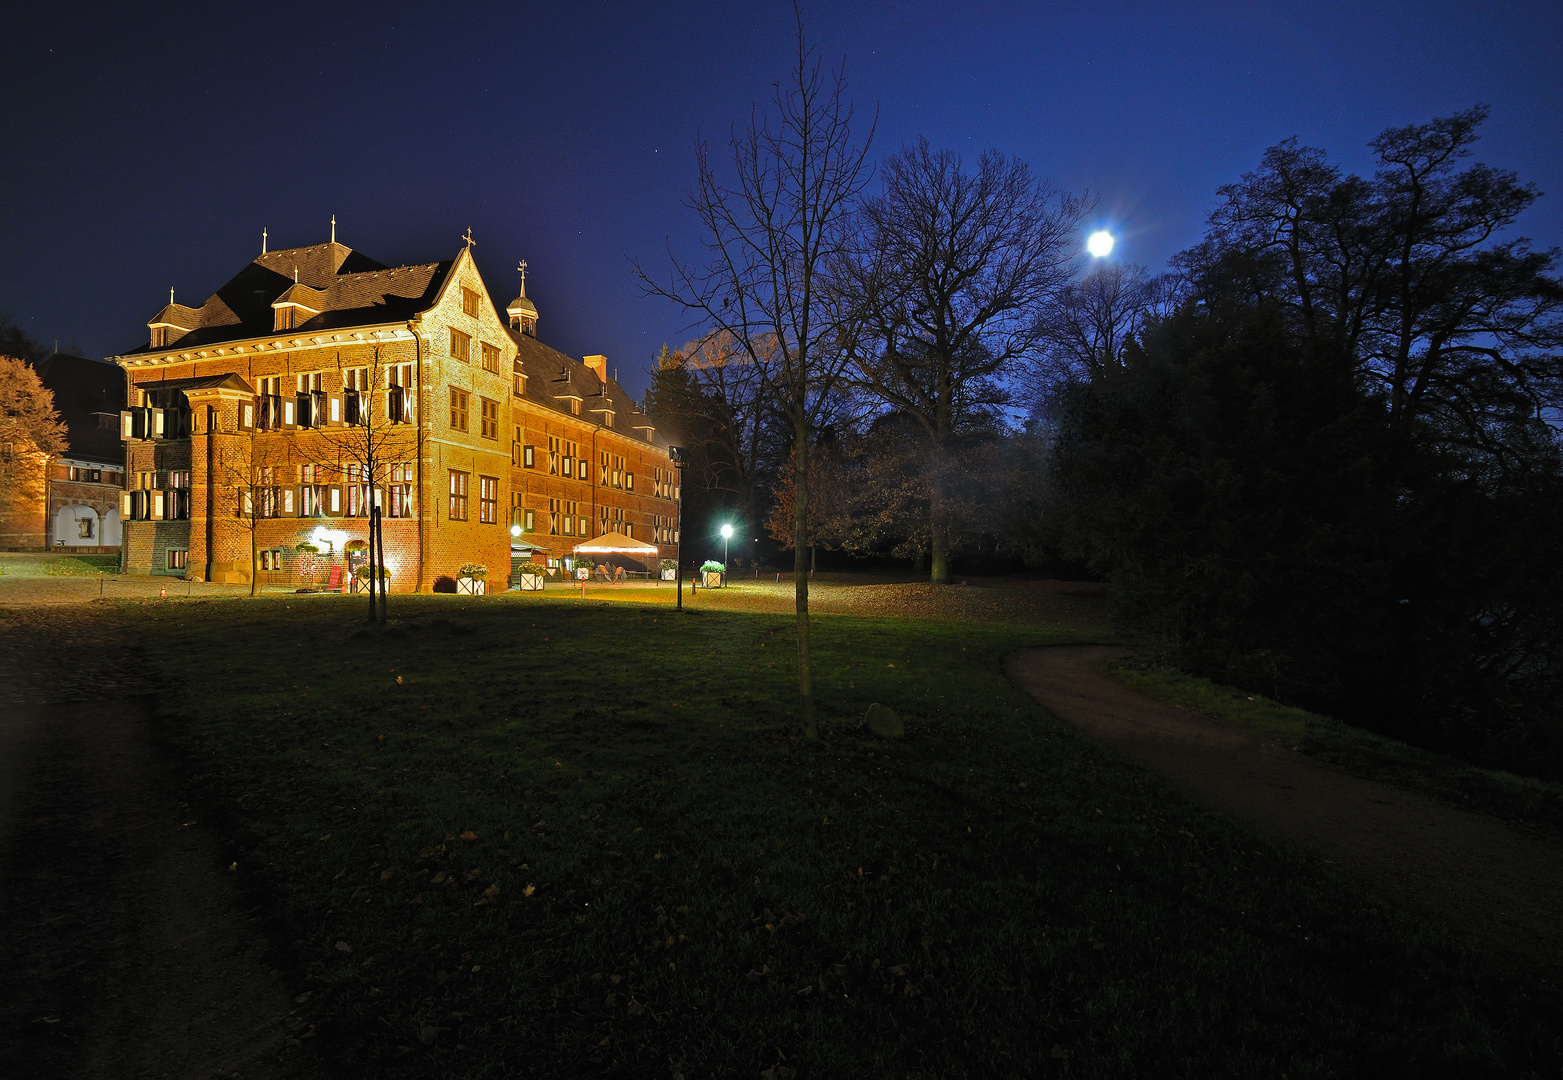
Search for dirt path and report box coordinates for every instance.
[0,608,326,1079]
[1006,645,1563,977]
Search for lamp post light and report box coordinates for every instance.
[669,446,687,610]
[720,523,732,580]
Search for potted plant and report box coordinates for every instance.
[571,556,593,581]
[457,563,489,595]
[700,559,725,588]
[515,561,546,592]
[353,563,389,593]
[659,558,677,581]
[293,541,320,580]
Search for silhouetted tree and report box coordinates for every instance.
[841,139,1086,582]
[640,12,874,739]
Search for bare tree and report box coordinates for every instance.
[841,139,1086,583]
[1035,262,1182,386]
[639,13,873,740]
[313,348,417,623]
[211,430,294,598]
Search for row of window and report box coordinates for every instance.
[449,327,503,374]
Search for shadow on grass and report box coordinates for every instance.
[124,595,1561,1078]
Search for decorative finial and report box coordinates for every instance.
[517,259,528,296]
[330,214,336,244]
[262,227,268,255]
[170,286,175,306]
[294,265,299,284]
[462,227,476,250]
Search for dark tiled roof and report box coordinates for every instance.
[509,330,667,450]
[128,372,254,394]
[118,244,451,355]
[32,353,125,465]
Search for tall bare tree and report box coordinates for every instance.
[211,430,295,598]
[314,348,417,623]
[842,139,1086,582]
[639,13,874,739]
[1035,262,1182,386]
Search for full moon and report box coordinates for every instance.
[1087,230,1115,258]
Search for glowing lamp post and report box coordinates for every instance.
[720,523,732,576]
[669,446,687,610]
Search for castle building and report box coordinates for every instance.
[109,236,679,589]
[37,353,127,551]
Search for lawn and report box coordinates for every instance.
[133,590,1558,1078]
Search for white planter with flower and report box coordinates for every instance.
[515,562,545,592]
[457,563,488,595]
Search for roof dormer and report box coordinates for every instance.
[271,282,323,332]
[148,300,199,349]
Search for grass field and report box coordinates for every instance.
[128,588,1559,1078]
[1100,657,1563,836]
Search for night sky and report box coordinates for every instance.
[4,2,1559,398]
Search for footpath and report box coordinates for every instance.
[1007,645,1563,979]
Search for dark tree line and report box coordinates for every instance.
[1048,109,1563,780]
[645,37,1561,773]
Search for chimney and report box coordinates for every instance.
[583,355,608,383]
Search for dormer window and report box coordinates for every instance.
[151,326,170,348]
[276,307,297,331]
[462,287,481,318]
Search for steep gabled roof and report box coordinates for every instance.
[119,243,453,355]
[509,329,667,450]
[32,353,125,465]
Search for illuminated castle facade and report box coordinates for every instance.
[110,237,678,588]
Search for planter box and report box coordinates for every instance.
[516,573,543,592]
[457,577,487,595]
[702,571,723,588]
[661,568,676,581]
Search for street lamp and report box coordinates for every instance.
[669,446,687,610]
[720,523,732,573]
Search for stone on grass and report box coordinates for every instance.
[864,703,904,739]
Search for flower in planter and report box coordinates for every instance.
[458,563,489,579]
[353,564,390,580]
[700,560,726,574]
[517,562,547,576]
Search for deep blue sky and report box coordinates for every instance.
[4,1,1559,399]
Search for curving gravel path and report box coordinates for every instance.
[1006,644,1563,977]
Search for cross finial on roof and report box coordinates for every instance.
[294,265,299,284]
[331,214,336,244]
[517,259,528,296]
[462,227,477,249]
[169,287,175,306]
[262,227,267,255]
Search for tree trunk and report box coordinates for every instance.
[367,506,378,623]
[928,481,952,584]
[793,421,816,741]
[374,505,387,623]
[249,521,259,597]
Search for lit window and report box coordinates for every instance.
[462,287,481,318]
[450,329,472,363]
[480,398,498,440]
[481,342,501,373]
[448,470,470,520]
[479,475,498,523]
[449,388,469,432]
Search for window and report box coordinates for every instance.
[481,342,501,373]
[259,548,284,571]
[462,286,480,318]
[479,475,498,523]
[77,517,95,539]
[549,497,560,535]
[512,364,526,397]
[569,398,581,416]
[387,463,415,518]
[167,470,191,520]
[346,464,371,518]
[449,388,469,432]
[524,508,535,532]
[579,514,589,537]
[450,328,472,363]
[448,470,469,520]
[524,444,535,468]
[480,398,498,440]
[344,367,370,391]
[547,436,560,475]
[151,326,169,348]
[168,549,188,570]
[578,458,589,481]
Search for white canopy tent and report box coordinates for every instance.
[571,531,659,558]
